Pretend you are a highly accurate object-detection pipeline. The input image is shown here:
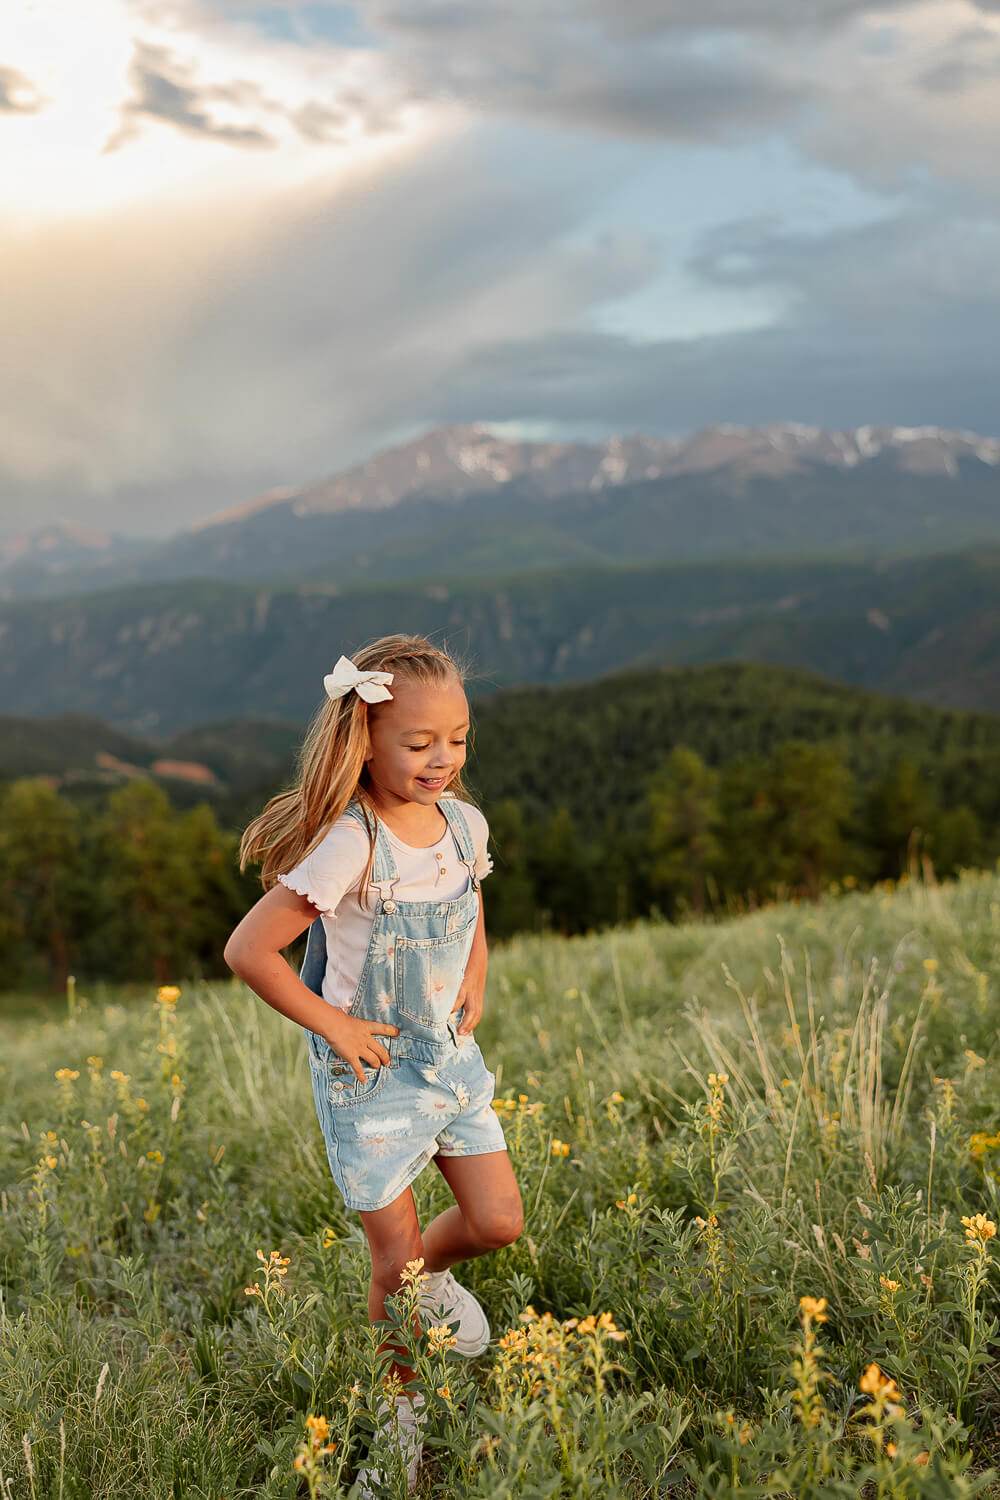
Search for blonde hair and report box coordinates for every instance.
[239,633,480,909]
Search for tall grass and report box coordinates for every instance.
[2,866,999,1497]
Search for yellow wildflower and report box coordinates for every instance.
[961,1213,997,1242]
[427,1323,458,1354]
[922,959,938,973]
[879,1276,902,1294]
[969,1131,997,1159]
[597,1312,627,1341]
[55,1068,79,1081]
[859,1363,900,1401]
[157,986,181,1005]
[799,1296,829,1323]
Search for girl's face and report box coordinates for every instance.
[363,674,470,809]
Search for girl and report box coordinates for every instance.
[224,633,523,1494]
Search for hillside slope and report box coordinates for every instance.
[2,549,1000,731]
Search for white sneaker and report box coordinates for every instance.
[418,1269,490,1356]
[356,1390,426,1497]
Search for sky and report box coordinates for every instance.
[2,0,999,538]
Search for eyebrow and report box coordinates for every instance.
[399,722,470,735]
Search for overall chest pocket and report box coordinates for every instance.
[393,910,478,1024]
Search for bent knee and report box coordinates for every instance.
[469,1200,523,1251]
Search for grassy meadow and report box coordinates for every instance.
[3,866,1000,1497]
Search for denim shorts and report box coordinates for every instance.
[306,1022,507,1211]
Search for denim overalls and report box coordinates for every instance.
[299,795,507,1212]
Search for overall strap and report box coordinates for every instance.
[439,797,480,890]
[342,798,400,900]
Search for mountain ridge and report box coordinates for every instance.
[4,420,999,603]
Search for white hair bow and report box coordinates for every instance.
[323,654,395,704]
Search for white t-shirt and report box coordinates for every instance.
[277,798,493,1011]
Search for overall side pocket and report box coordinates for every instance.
[325,1041,395,1109]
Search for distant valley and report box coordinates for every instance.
[2,548,999,733]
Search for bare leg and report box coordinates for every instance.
[359,1188,425,1386]
[421,1151,523,1273]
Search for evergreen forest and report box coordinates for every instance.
[3,661,999,993]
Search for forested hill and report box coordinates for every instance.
[4,658,1000,986]
[5,658,1000,843]
[2,547,1000,733]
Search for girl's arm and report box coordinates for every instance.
[224,884,398,1082]
[453,886,488,1036]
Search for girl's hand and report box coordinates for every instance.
[452,887,488,1036]
[452,960,486,1036]
[323,1010,399,1084]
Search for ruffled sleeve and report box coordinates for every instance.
[276,820,371,916]
[456,801,494,881]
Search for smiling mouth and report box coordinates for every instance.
[417,776,446,787]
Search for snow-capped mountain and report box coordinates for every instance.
[192,421,1000,527]
[2,421,998,603]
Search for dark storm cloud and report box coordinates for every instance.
[105,41,277,150]
[0,64,43,113]
[1,125,660,534]
[369,0,913,36]
[8,0,1000,536]
[915,26,1000,91]
[355,2,808,141]
[424,204,1000,436]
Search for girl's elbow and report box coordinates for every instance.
[223,935,249,975]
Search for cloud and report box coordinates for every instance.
[106,40,277,148]
[3,0,1000,539]
[367,0,920,39]
[4,117,997,542]
[326,1,1000,210]
[426,204,1000,439]
[914,21,1000,88]
[345,1,809,142]
[0,126,658,530]
[0,63,43,112]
